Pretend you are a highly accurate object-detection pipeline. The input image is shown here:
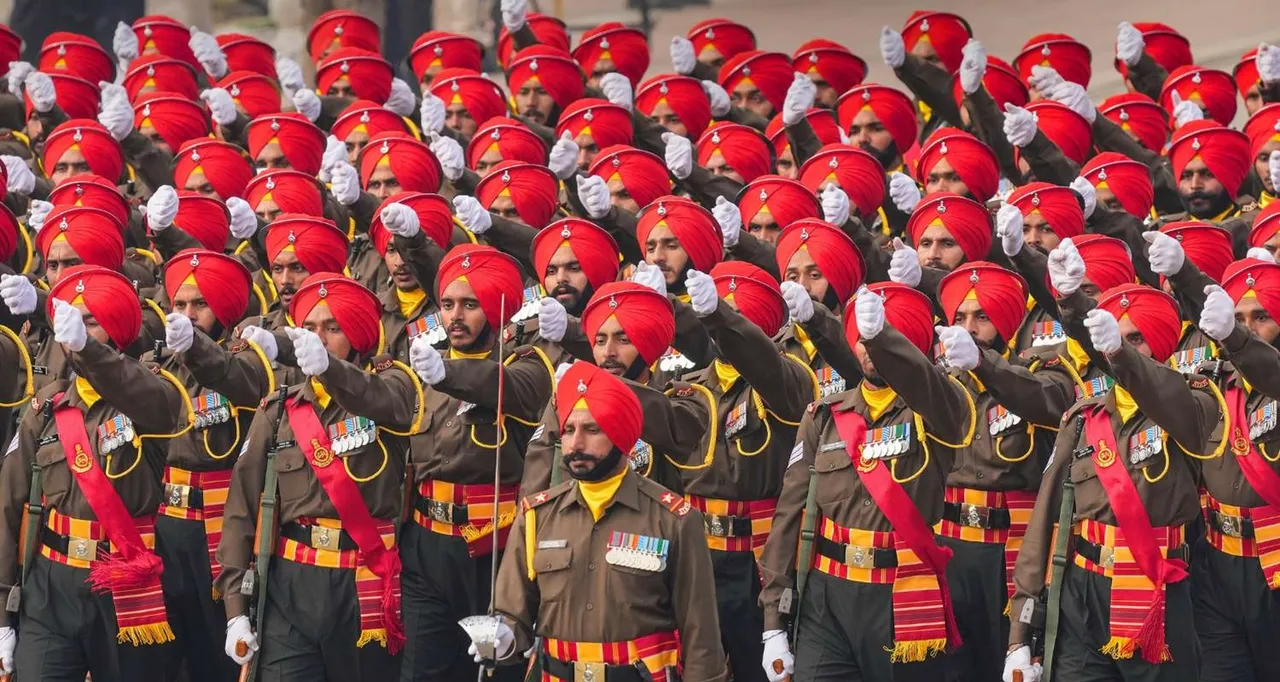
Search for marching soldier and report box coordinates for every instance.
[367,198,454,364]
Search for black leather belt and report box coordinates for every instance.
[538,652,671,682]
[1073,535,1190,568]
[941,500,1011,530]
[280,522,359,552]
[414,496,470,525]
[41,526,106,562]
[702,513,752,538]
[814,535,898,569]
[1207,509,1255,539]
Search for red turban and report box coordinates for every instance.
[1081,152,1155,219]
[1015,34,1092,88]
[766,108,842,158]
[368,192,456,257]
[0,26,20,70]
[636,74,713,138]
[573,23,649,87]
[246,169,325,217]
[718,50,792,112]
[218,72,282,119]
[696,122,773,184]
[907,192,992,262]
[793,39,867,94]
[429,69,509,130]
[44,120,124,184]
[246,113,327,176]
[1099,93,1169,153]
[844,282,935,355]
[217,34,277,80]
[308,10,380,63]
[1250,202,1280,247]
[172,192,230,252]
[738,175,820,229]
[290,274,382,356]
[36,205,125,270]
[332,100,412,143]
[497,14,570,69]
[410,32,484,80]
[133,93,211,150]
[532,218,621,291]
[1072,234,1136,291]
[48,265,140,349]
[1161,66,1237,126]
[124,54,199,101]
[359,133,443,194]
[917,128,1000,202]
[798,144,887,218]
[1098,284,1181,362]
[939,262,1029,341]
[133,16,198,69]
[1245,103,1280,160]
[163,249,252,328]
[712,261,786,336]
[49,175,130,228]
[0,204,16,264]
[555,361,644,453]
[1169,120,1250,200]
[175,139,254,200]
[582,281,675,365]
[588,145,672,209]
[39,33,113,84]
[437,244,524,329]
[901,11,973,74]
[30,73,99,120]
[1235,49,1261,98]
[775,220,867,303]
[557,99,633,150]
[475,160,560,230]
[951,56,1028,111]
[1223,259,1280,320]
[1021,101,1093,165]
[1160,221,1233,283]
[636,195,723,272]
[1008,182,1085,241]
[506,46,585,110]
[687,18,756,62]
[317,48,394,103]
[1115,23,1193,79]
[468,116,549,169]
[264,214,348,274]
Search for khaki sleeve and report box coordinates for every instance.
[679,163,742,207]
[783,116,824,168]
[72,338,188,435]
[149,225,204,263]
[727,232,781,281]
[182,331,272,408]
[798,305,863,385]
[1011,246,1060,321]
[1020,131,1079,186]
[119,130,175,192]
[1165,258,1217,324]
[1109,343,1220,454]
[392,231,447,295]
[894,55,962,127]
[671,297,716,370]
[1087,207,1157,287]
[864,326,976,445]
[963,87,1020,182]
[701,300,815,422]
[1128,52,1169,102]
[484,215,538,275]
[593,206,644,265]
[215,402,276,619]
[1221,325,1280,400]
[493,505,540,660]
[973,350,1077,428]
[758,410,818,631]
[517,409,558,500]
[0,401,41,619]
[436,349,553,422]
[632,382,711,463]
[316,360,420,431]
[670,507,729,682]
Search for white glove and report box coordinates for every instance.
[113,21,139,62]
[1260,44,1280,84]
[501,0,528,32]
[702,80,731,118]
[1003,103,1037,148]
[1199,284,1237,341]
[189,28,228,79]
[888,172,921,213]
[52,298,87,352]
[600,72,633,111]
[227,197,257,240]
[1047,237,1086,295]
[888,237,922,287]
[239,325,279,362]
[854,285,886,340]
[1047,81,1096,124]
[2,155,34,196]
[420,90,445,134]
[0,625,12,675]
[663,132,693,180]
[713,196,742,248]
[686,269,719,316]
[548,132,580,180]
[537,297,567,342]
[410,335,446,384]
[782,73,815,126]
[293,88,321,123]
[1270,150,1280,195]
[880,27,906,69]
[1142,230,1185,277]
[671,37,697,75]
[330,162,361,206]
[1085,308,1122,355]
[453,195,492,234]
[554,361,573,385]
[936,324,980,371]
[24,71,55,113]
[381,202,421,238]
[821,184,851,225]
[286,327,330,376]
[165,312,194,353]
[959,39,987,95]
[1002,645,1042,682]
[781,281,814,323]
[429,132,465,182]
[318,134,347,182]
[224,615,258,666]
[385,78,416,117]
[201,88,238,127]
[631,261,667,296]
[1170,91,1203,128]
[27,199,52,233]
[1116,22,1146,68]
[761,630,794,682]
[467,621,516,663]
[1248,247,1278,263]
[146,185,180,232]
[996,203,1025,257]
[97,81,134,141]
[1028,65,1065,94]
[0,273,36,315]
[6,61,33,101]
[275,57,306,95]
[1070,176,1097,219]
[576,174,611,219]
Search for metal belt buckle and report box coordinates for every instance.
[574,661,607,682]
[705,514,729,538]
[1219,514,1243,538]
[1097,545,1116,569]
[311,525,337,550]
[844,543,876,569]
[427,499,454,524]
[69,537,98,561]
[165,483,192,508]
[960,503,989,528]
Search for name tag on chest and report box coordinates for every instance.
[605,531,668,572]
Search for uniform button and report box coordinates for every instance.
[975,435,982,441]
[442,458,450,464]
[446,420,454,427]
[976,472,984,480]
[1234,482,1241,490]
[588,562,595,570]
[586,603,593,611]
[863,500,871,506]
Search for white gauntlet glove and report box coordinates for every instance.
[146,186,180,232]
[713,196,742,248]
[822,184,850,225]
[224,616,258,666]
[996,203,1025,257]
[600,73,633,111]
[686,270,718,315]
[1,155,34,197]
[1142,230,1185,277]
[384,78,417,117]
[275,57,306,95]
[1116,22,1145,68]
[97,81,133,141]
[888,172,921,213]
[453,195,492,235]
[429,133,465,182]
[1199,284,1237,341]
[663,132,693,180]
[201,88,238,127]
[24,71,55,114]
[1047,237,1086,295]
[292,88,321,123]
[0,273,36,315]
[1170,91,1203,128]
[420,91,446,135]
[113,21,139,62]
[227,197,257,240]
[501,0,528,32]
[286,327,330,376]
[888,238,921,287]
[936,324,979,371]
[880,27,906,69]
[782,73,815,126]
[781,281,814,323]
[1085,309,1122,355]
[52,298,87,352]
[576,174,611,219]
[1070,176,1097,219]
[5,61,33,101]
[239,325,278,362]
[854,285,886,340]
[1002,645,1042,682]
[1259,43,1280,84]
[670,37,696,75]
[410,335,446,384]
[329,162,361,206]
[165,312,194,353]
[1003,103,1037,148]
[631,262,667,296]
[701,80,731,118]
[548,132,580,180]
[188,28,228,79]
[537,297,567,342]
[761,630,794,682]
[381,202,421,238]
[959,39,987,95]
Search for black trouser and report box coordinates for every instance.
[14,553,171,682]
[937,536,1009,682]
[710,550,765,682]
[155,515,240,682]
[1052,561,1199,682]
[256,557,399,681]
[792,571,953,681]
[1191,538,1280,682]
[397,523,522,682]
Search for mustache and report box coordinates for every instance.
[550,282,578,297]
[599,359,628,372]
[447,322,470,333]
[564,450,594,463]
[1185,191,1218,203]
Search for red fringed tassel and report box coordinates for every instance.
[1133,593,1169,664]
[382,583,405,655]
[87,550,163,593]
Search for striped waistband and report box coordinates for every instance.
[1072,518,1186,577]
[811,517,898,584]
[1202,494,1280,559]
[542,630,679,667]
[158,466,234,521]
[275,517,396,570]
[40,509,156,569]
[936,486,1037,544]
[413,480,519,554]
[685,495,776,555]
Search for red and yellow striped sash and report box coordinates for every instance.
[540,630,680,682]
[685,495,776,556]
[812,517,895,584]
[158,466,233,592]
[935,486,1036,606]
[1203,494,1280,589]
[413,480,519,556]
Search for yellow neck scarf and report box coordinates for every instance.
[793,323,818,362]
[396,287,426,319]
[713,360,740,393]
[1066,338,1091,374]
[1115,385,1138,423]
[578,466,628,522]
[310,378,331,409]
[75,376,101,408]
[1261,191,1275,209]
[449,347,491,360]
[861,382,897,421]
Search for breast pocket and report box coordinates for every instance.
[35,439,69,502]
[273,447,311,503]
[814,448,855,505]
[533,546,573,602]
[1069,454,1098,487]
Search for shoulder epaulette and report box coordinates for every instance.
[1188,374,1212,391]
[636,478,692,517]
[521,480,573,511]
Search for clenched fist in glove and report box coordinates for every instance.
[453,195,492,235]
[1115,22,1145,67]
[702,81,732,118]
[1248,247,1278,263]
[888,238,922,287]
[996,203,1025,257]
[631,262,667,296]
[224,616,258,666]
[1199,285,1237,341]
[188,28,228,79]
[713,196,742,249]
[888,172,921,213]
[686,270,719,315]
[854,286,886,340]
[781,281,814,323]
[880,27,906,69]
[5,61,32,101]
[329,162,361,206]
[548,132,580,180]
[1170,91,1203,128]
[782,73,815,125]
[670,37,696,75]
[501,0,528,32]
[287,327,330,376]
[663,132,693,180]
[410,335,446,385]
[275,57,306,95]
[0,273,36,315]
[538,297,568,342]
[53,298,87,352]
[113,21,139,62]
[1028,65,1064,94]
[1047,237,1086,295]
[201,88,238,127]
[292,88,322,123]
[97,82,133,141]
[1047,81,1096,123]
[1085,309,1122,355]
[1143,230,1185,277]
[1,155,34,196]
[1260,43,1280,84]
[381,202,421,238]
[822,184,851,226]
[1269,150,1280,195]
[420,91,446,135]
[320,135,349,182]
[1002,645,1042,682]
[24,71,55,113]
[239,325,278,362]
[227,197,258,240]
[959,39,987,95]
[600,73,633,111]
[146,186,180,232]
[26,199,52,233]
[936,324,980,371]
[576,174,611,219]
[1070,177,1097,219]
[1003,103,1037,148]
[430,133,465,182]
[385,78,416,117]
[165,313,194,353]
[761,630,794,682]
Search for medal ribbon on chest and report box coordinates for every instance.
[860,422,912,460]
[604,530,669,572]
[1250,400,1277,440]
[1169,346,1210,375]
[96,415,135,454]
[817,366,845,397]
[1075,375,1116,400]
[193,392,231,430]
[1128,425,1164,464]
[1031,320,1066,347]
[327,416,377,456]
[406,312,447,345]
[987,404,1023,436]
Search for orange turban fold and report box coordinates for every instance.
[475,160,560,230]
[573,23,649,87]
[468,117,549,169]
[173,192,231,252]
[557,99,633,151]
[48,265,140,349]
[410,32,484,79]
[218,72,283,119]
[133,93,211,150]
[39,33,113,84]
[175,140,254,200]
[1114,23,1193,79]
[1008,182,1085,241]
[1250,202,1280,247]
[939,262,1029,342]
[1168,120,1250,200]
[901,11,972,74]
[1235,49,1260,98]
[133,15,198,69]
[1072,234,1136,292]
[49,175,130,228]
[775,220,866,303]
[497,14,570,69]
[766,109,842,158]
[1099,93,1169,153]
[290,274,382,356]
[1097,284,1181,362]
[582,281,675,365]
[263,214,349,274]
[359,133,443,194]
[798,144,887,218]
[951,56,1027,111]
[1022,101,1093,165]
[217,34,277,80]
[124,54,199,101]
[44,120,124,184]
[332,100,412,143]
[430,69,509,130]
[588,146,672,210]
[687,18,756,62]
[738,176,820,230]
[844,282,935,355]
[532,218,621,292]
[793,39,867,94]
[636,74,713,139]
[37,205,125,270]
[712,261,786,336]
[555,361,644,453]
[308,10,380,63]
[718,50,793,112]
[907,192,992,263]
[245,170,325,216]
[33,73,99,120]
[1223,259,1280,321]
[1081,153,1155,219]
[163,249,252,328]
[1161,66,1237,127]
[917,129,1000,202]
[1244,103,1280,160]
[369,192,456,257]
[696,122,773,184]
[636,196,723,272]
[246,113,327,176]
[1015,34,1092,87]
[317,48,394,103]
[437,244,525,329]
[506,46,585,110]
[1160,221,1233,283]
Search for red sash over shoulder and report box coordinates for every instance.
[1226,387,1280,510]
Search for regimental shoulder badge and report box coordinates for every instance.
[605,531,670,572]
[658,348,696,373]
[1241,200,1260,213]
[372,354,394,373]
[150,364,161,375]
[629,439,652,472]
[1250,400,1277,440]
[988,404,1024,436]
[816,366,845,398]
[859,422,912,459]
[405,312,446,345]
[96,415,136,454]
[193,392,231,430]
[674,386,694,398]
[1030,320,1067,348]
[1075,375,1115,400]
[1041,356,1061,369]
[509,286,542,323]
[1189,376,1210,390]
[1128,426,1164,464]
[30,397,40,412]
[229,340,248,353]
[1170,346,1212,375]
